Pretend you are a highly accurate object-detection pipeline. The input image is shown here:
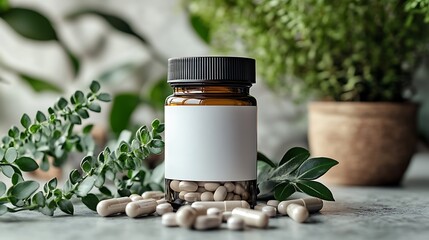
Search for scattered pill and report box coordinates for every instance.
[184,192,201,202]
[156,199,168,205]
[194,215,222,230]
[162,212,178,227]
[192,200,250,212]
[207,207,222,216]
[179,181,198,192]
[170,180,181,192]
[267,200,280,208]
[222,211,232,222]
[142,191,164,200]
[204,182,220,191]
[232,207,269,228]
[302,198,323,213]
[224,182,235,192]
[125,199,157,218]
[129,194,144,201]
[192,205,208,216]
[254,203,267,211]
[227,216,245,230]
[262,206,276,218]
[214,186,227,201]
[97,197,131,217]
[278,199,305,215]
[287,203,309,223]
[176,206,197,228]
[200,192,214,201]
[156,203,173,215]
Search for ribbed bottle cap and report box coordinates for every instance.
[167,56,256,85]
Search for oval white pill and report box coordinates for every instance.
[227,216,244,230]
[262,206,276,218]
[156,203,173,215]
[194,215,222,230]
[213,186,227,201]
[179,181,198,192]
[162,212,178,227]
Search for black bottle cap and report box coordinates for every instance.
[167,56,256,85]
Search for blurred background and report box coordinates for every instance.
[0,0,428,167]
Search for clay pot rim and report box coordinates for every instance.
[309,101,418,117]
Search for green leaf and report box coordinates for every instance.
[32,191,46,207]
[295,180,335,201]
[48,178,58,190]
[40,156,49,171]
[0,0,10,12]
[270,147,311,179]
[90,81,100,93]
[36,111,47,122]
[1,164,15,177]
[296,157,339,180]
[155,123,165,133]
[80,156,93,173]
[274,182,296,201]
[73,90,85,104]
[257,180,280,197]
[39,206,54,216]
[66,10,148,44]
[150,139,164,148]
[58,199,74,215]
[99,186,112,196]
[76,176,96,197]
[11,173,23,185]
[10,180,39,200]
[5,148,17,163]
[0,205,7,216]
[189,14,211,44]
[64,47,80,77]
[68,169,80,185]
[88,102,101,112]
[83,124,94,134]
[97,93,111,102]
[29,124,41,133]
[0,181,6,196]
[57,97,68,110]
[69,114,82,125]
[20,74,62,93]
[77,109,89,119]
[20,114,31,128]
[109,93,140,135]
[15,157,39,171]
[0,7,58,41]
[146,77,171,110]
[279,147,310,166]
[81,193,99,211]
[257,152,277,168]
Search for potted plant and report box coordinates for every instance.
[188,0,429,185]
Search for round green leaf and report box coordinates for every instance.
[1,164,15,178]
[36,111,47,122]
[5,148,17,163]
[88,102,101,112]
[48,178,58,190]
[89,81,100,93]
[11,173,23,185]
[69,169,81,184]
[76,176,95,197]
[0,7,58,41]
[32,191,46,207]
[10,180,39,200]
[97,93,111,102]
[20,113,31,128]
[0,181,6,196]
[15,157,39,172]
[81,193,99,211]
[58,199,74,215]
[69,114,82,125]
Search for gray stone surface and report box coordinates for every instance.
[1,153,429,240]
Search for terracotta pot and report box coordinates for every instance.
[308,102,417,186]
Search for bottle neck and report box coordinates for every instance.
[173,85,250,95]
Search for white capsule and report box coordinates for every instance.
[287,203,309,223]
[176,206,197,228]
[191,200,250,212]
[129,194,144,202]
[232,207,269,228]
[200,192,214,201]
[97,197,131,217]
[213,186,227,201]
[262,206,277,218]
[224,182,236,192]
[125,199,157,218]
[254,203,267,211]
[156,203,173,215]
[267,200,280,208]
[179,181,198,192]
[207,207,222,216]
[278,199,305,215]
[169,180,181,192]
[156,199,168,205]
[179,191,188,200]
[222,211,232,222]
[227,216,245,231]
[204,182,220,191]
[302,198,323,213]
[162,212,178,227]
[194,215,222,230]
[142,191,164,200]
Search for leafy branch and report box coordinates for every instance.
[257,147,338,201]
[0,81,165,216]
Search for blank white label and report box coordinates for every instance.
[165,106,257,181]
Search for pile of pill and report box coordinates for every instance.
[96,191,323,231]
[168,180,252,202]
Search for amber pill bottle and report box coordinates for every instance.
[164,56,257,206]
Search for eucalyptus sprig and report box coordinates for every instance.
[0,81,165,216]
[257,147,338,201]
